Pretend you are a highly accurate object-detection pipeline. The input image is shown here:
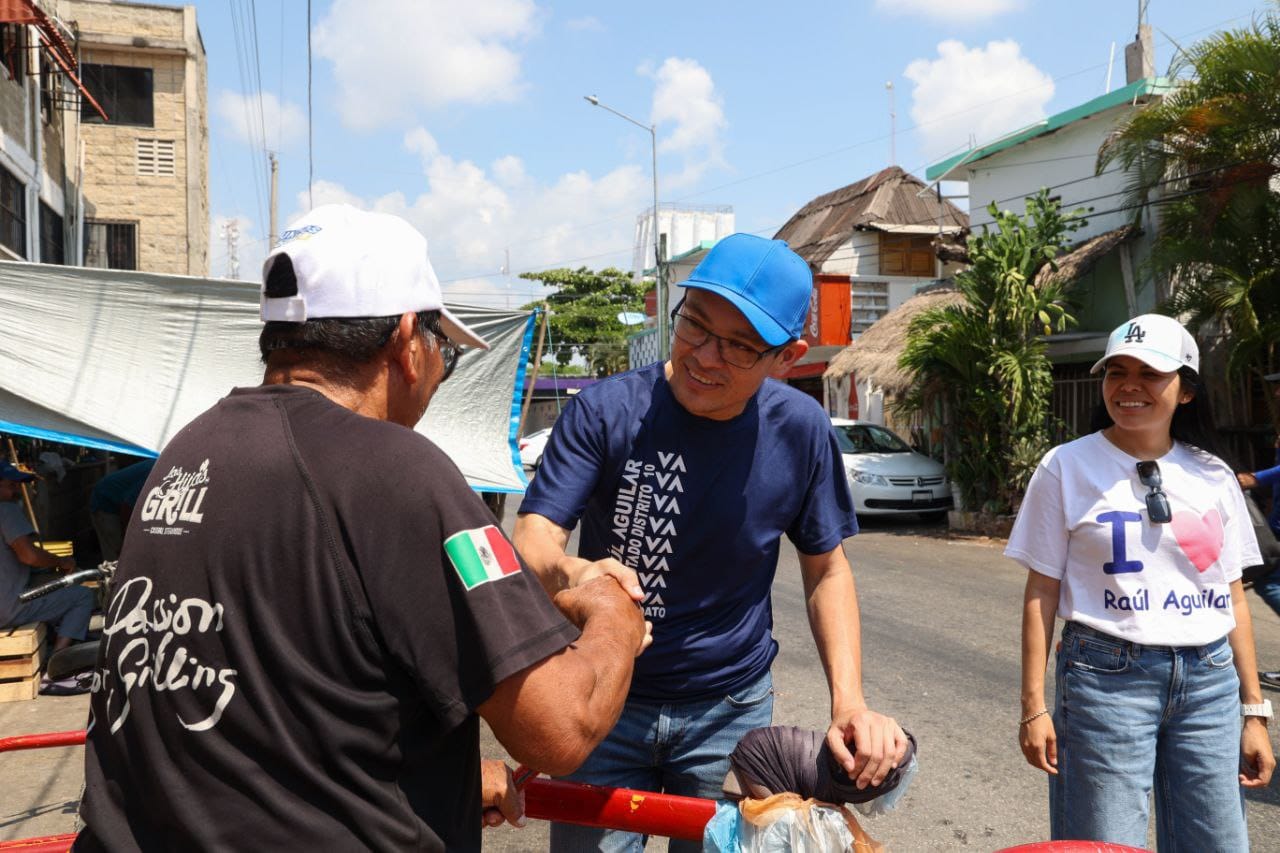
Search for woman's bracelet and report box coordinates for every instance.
[1019,709,1049,726]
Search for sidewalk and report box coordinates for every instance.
[0,692,89,842]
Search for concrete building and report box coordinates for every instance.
[0,0,206,273]
[925,30,1170,437]
[62,0,208,275]
[0,0,89,264]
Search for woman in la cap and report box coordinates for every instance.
[1007,313,1274,850]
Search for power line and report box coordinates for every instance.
[430,11,1259,289]
[450,155,1247,289]
[227,0,267,230]
[307,0,314,210]
[249,0,268,162]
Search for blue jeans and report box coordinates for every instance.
[1253,565,1280,619]
[3,585,94,641]
[1051,621,1247,852]
[550,671,774,853]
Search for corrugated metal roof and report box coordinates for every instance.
[774,166,968,266]
[925,77,1175,181]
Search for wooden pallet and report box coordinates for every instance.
[0,623,47,702]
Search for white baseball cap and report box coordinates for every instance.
[260,204,488,350]
[1090,313,1198,375]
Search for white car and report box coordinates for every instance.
[830,418,952,520]
[518,427,552,470]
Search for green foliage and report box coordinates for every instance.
[898,190,1085,514]
[519,267,648,377]
[1098,8,1280,422]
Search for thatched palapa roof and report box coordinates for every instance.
[1035,225,1139,287]
[824,287,965,392]
[775,166,969,266]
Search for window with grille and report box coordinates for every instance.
[0,166,26,259]
[850,281,889,334]
[0,23,23,82]
[136,139,176,176]
[81,64,153,126]
[39,202,63,264]
[84,220,137,270]
[39,54,57,124]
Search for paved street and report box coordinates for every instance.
[2,516,1278,851]
[480,515,1280,852]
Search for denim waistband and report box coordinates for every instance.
[1062,620,1227,656]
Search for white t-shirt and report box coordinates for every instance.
[1005,431,1261,646]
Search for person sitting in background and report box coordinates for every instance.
[0,462,94,662]
[88,459,155,561]
[1236,370,1280,691]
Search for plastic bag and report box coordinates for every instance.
[851,753,918,817]
[703,794,885,852]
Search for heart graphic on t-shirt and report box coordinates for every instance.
[1170,509,1224,572]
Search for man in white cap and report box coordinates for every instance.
[78,205,647,852]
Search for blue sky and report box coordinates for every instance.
[195,0,1266,306]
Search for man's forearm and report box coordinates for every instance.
[513,512,581,597]
[479,583,641,776]
[12,537,73,571]
[800,549,865,713]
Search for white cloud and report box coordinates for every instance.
[215,91,307,149]
[648,57,727,188]
[904,39,1054,162]
[312,0,538,131]
[491,155,527,186]
[283,137,650,307]
[875,0,1022,22]
[566,15,603,32]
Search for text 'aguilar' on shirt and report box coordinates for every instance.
[519,362,858,702]
[1004,431,1262,646]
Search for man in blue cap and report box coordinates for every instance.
[515,233,908,851]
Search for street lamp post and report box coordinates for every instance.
[585,95,666,359]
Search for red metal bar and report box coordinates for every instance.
[523,776,716,842]
[0,834,74,852]
[996,844,1150,852]
[0,730,85,753]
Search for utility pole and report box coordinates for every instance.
[222,220,240,279]
[268,152,279,248]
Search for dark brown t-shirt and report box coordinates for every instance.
[77,385,576,852]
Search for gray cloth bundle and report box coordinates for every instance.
[726,725,918,805]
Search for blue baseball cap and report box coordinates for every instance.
[682,234,813,346]
[0,461,35,483]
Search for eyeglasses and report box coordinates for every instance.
[1135,460,1172,524]
[423,315,462,382]
[670,310,782,369]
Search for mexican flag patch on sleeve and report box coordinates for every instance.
[444,525,522,590]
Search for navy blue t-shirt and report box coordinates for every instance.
[520,362,857,701]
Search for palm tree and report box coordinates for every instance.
[1098,8,1280,417]
[899,191,1085,513]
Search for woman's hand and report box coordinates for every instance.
[1019,713,1058,775]
[1239,718,1275,788]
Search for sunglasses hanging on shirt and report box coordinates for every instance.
[1135,460,1172,524]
